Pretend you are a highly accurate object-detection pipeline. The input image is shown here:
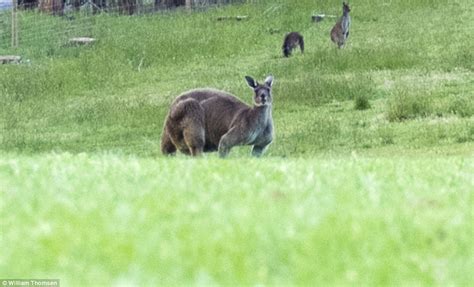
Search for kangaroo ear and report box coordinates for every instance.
[264,75,274,87]
[245,76,257,89]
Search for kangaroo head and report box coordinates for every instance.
[245,75,274,107]
[343,2,351,13]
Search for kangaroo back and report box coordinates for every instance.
[169,98,202,121]
[282,32,304,57]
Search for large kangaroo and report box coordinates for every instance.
[331,2,351,48]
[161,75,274,158]
[282,32,304,57]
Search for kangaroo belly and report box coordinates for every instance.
[246,130,261,145]
[204,116,234,146]
[201,97,246,145]
[247,123,273,146]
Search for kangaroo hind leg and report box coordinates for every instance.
[299,37,304,54]
[182,101,205,157]
[170,98,205,156]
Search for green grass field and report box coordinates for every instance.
[1,0,473,285]
[1,154,472,285]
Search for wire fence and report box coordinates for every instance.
[0,0,249,50]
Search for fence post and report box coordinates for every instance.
[11,0,18,48]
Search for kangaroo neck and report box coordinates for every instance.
[343,11,349,17]
[251,104,272,121]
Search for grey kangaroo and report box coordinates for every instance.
[331,2,351,48]
[161,75,274,158]
[282,32,304,57]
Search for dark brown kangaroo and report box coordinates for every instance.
[161,76,274,158]
[331,2,351,48]
[282,32,304,57]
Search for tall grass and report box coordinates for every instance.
[1,1,471,156]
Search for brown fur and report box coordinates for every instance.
[282,32,304,57]
[331,2,351,48]
[161,76,274,158]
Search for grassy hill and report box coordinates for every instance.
[1,0,473,285]
[1,0,472,156]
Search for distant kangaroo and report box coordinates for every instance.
[331,2,351,48]
[282,32,304,57]
[161,75,274,158]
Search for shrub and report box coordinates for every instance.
[386,90,432,121]
[448,95,473,118]
[354,94,371,110]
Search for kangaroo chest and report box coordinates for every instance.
[247,119,273,145]
[248,107,273,144]
[342,16,350,33]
